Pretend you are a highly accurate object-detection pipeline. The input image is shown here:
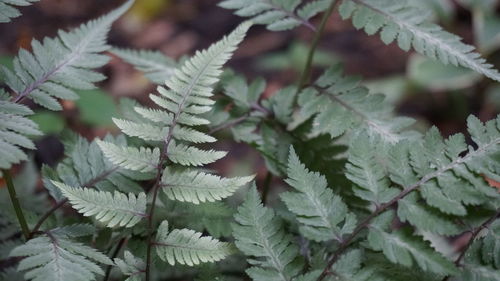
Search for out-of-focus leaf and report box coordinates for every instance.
[408,55,481,90]
[257,42,339,72]
[474,11,500,54]
[75,89,117,127]
[364,76,407,104]
[30,111,65,135]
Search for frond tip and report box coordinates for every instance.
[155,221,234,266]
[339,0,500,82]
[0,0,40,23]
[53,181,147,228]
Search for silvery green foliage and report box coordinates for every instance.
[292,64,418,144]
[232,186,304,281]
[0,0,39,23]
[155,221,234,266]
[1,0,132,110]
[282,147,357,242]
[10,226,112,281]
[111,48,176,84]
[0,0,132,171]
[98,21,254,203]
[0,94,41,169]
[96,21,253,267]
[53,181,147,228]
[114,251,145,281]
[338,0,500,82]
[218,0,330,31]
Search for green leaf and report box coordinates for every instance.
[368,226,458,275]
[282,147,357,242]
[161,167,254,204]
[155,221,234,266]
[53,181,147,228]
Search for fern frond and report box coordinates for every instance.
[10,232,113,281]
[114,251,145,281]
[161,167,254,204]
[1,0,133,108]
[53,181,147,228]
[346,133,400,205]
[388,115,500,220]
[339,0,500,82]
[111,48,176,84]
[281,147,357,242]
[367,226,458,275]
[42,134,148,204]
[293,65,417,143]
[218,0,329,31]
[96,139,160,173]
[155,221,234,266]
[233,186,303,281]
[0,0,39,23]
[0,100,41,169]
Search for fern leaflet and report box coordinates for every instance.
[10,230,113,281]
[154,221,234,266]
[53,181,147,228]
[281,147,357,242]
[232,186,303,281]
[0,0,39,23]
[111,48,176,84]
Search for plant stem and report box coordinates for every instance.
[441,210,500,281]
[103,237,127,281]
[261,172,273,204]
[297,0,338,92]
[3,170,30,240]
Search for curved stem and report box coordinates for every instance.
[3,170,30,240]
[441,210,500,281]
[103,237,127,281]
[297,0,338,92]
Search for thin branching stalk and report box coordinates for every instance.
[297,0,338,92]
[103,237,128,281]
[3,169,30,240]
[441,210,500,281]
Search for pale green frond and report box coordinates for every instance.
[155,221,234,266]
[161,167,254,204]
[339,0,500,82]
[112,118,166,141]
[218,0,326,31]
[281,147,357,242]
[233,186,303,281]
[346,133,400,205]
[0,100,41,169]
[114,251,145,281]
[397,194,461,236]
[42,134,148,202]
[111,48,176,84]
[167,141,227,166]
[96,140,160,172]
[293,65,418,144]
[0,0,39,23]
[388,116,500,219]
[53,181,147,228]
[1,0,133,108]
[10,233,113,281]
[367,226,458,275]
